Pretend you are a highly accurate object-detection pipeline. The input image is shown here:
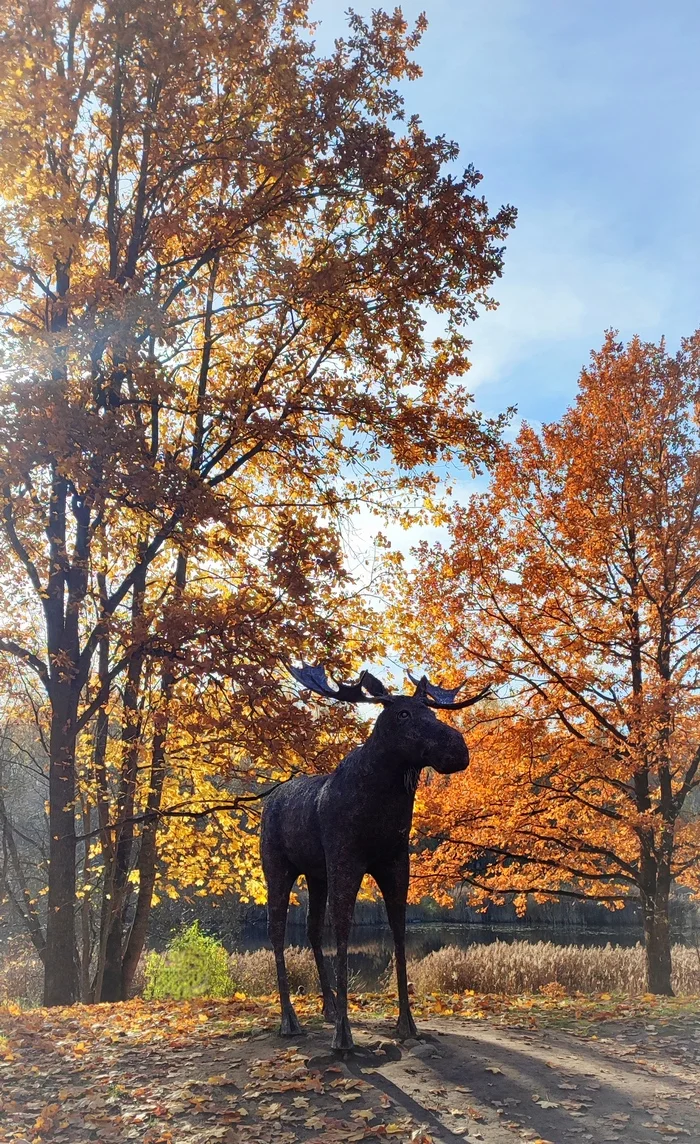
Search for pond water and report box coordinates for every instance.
[235,921,651,989]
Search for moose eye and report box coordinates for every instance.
[398,710,410,720]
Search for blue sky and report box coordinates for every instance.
[311,0,700,430]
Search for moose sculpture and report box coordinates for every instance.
[261,665,489,1051]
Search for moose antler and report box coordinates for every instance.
[289,663,392,705]
[408,672,491,710]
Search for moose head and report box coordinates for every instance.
[289,664,489,778]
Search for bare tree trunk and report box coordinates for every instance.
[44,682,79,1006]
[41,255,81,1007]
[79,802,93,1003]
[121,551,186,999]
[120,675,170,997]
[642,863,674,995]
[100,558,147,1002]
[101,906,127,1002]
[92,624,113,1004]
[644,613,675,997]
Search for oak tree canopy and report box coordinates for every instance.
[395,332,700,995]
[0,0,514,1005]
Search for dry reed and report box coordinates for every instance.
[229,940,700,997]
[2,938,699,1005]
[405,940,700,997]
[229,946,319,996]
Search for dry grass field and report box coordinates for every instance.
[228,941,700,1000]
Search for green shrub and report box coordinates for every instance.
[143,922,233,1000]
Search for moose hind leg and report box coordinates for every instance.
[328,863,364,1052]
[307,876,336,1023]
[374,857,418,1040]
[267,864,302,1036]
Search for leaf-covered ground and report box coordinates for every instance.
[0,992,698,1144]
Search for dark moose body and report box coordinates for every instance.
[261,666,487,1050]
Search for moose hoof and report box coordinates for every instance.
[395,1014,419,1041]
[322,994,337,1024]
[279,1007,304,1037]
[332,1017,355,1052]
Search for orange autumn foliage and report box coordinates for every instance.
[0,0,515,1005]
[396,332,700,995]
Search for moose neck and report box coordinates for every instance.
[353,734,422,802]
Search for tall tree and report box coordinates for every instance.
[0,544,368,1003]
[397,332,700,994]
[84,526,374,1004]
[0,0,514,1004]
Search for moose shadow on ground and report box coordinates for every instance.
[1,1001,699,1143]
[344,1014,700,1143]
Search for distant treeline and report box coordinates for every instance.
[3,888,698,958]
[138,891,700,953]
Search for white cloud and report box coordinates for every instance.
[464,202,673,398]
[308,0,700,565]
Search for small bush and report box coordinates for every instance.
[0,936,44,1007]
[143,923,233,1000]
[229,946,319,996]
[406,940,700,997]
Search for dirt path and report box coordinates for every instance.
[369,1017,700,1143]
[0,999,698,1143]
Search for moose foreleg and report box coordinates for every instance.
[307,876,336,1023]
[374,856,418,1041]
[328,864,363,1052]
[267,866,303,1037]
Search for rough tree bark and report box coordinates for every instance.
[44,681,80,1006]
[642,866,674,996]
[100,559,147,1002]
[119,665,172,999]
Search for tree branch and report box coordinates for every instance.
[73,789,280,843]
[0,641,50,692]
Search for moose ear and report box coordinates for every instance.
[408,670,491,710]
